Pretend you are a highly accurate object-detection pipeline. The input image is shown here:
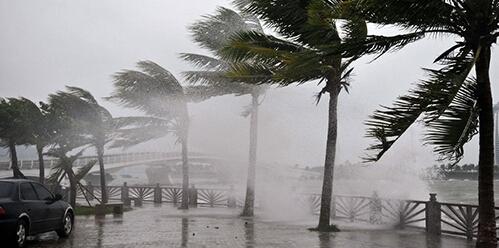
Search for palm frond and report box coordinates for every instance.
[180,53,229,70]
[109,61,185,117]
[234,0,341,46]
[364,51,476,162]
[190,7,256,53]
[75,160,97,181]
[425,78,478,162]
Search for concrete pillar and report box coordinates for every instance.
[369,192,382,224]
[154,183,162,204]
[134,198,143,207]
[465,206,474,240]
[189,185,198,208]
[227,185,236,208]
[121,182,129,205]
[425,193,441,235]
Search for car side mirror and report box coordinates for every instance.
[53,193,63,201]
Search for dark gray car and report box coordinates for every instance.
[0,179,74,247]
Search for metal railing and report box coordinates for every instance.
[70,182,499,240]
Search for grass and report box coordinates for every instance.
[74,205,132,216]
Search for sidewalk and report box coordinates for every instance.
[29,205,475,248]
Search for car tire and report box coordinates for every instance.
[56,212,73,238]
[12,219,28,248]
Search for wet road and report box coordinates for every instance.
[28,205,475,248]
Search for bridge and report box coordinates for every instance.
[0,152,322,181]
[0,152,225,178]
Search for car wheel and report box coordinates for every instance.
[14,219,28,248]
[56,212,73,238]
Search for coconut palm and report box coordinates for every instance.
[47,86,115,203]
[42,96,96,207]
[333,1,499,246]
[220,0,366,230]
[109,61,214,209]
[182,7,268,217]
[0,98,41,178]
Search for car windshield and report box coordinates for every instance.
[0,182,14,198]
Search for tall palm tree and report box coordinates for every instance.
[220,0,366,230]
[109,61,214,209]
[47,86,115,203]
[0,98,39,178]
[182,7,268,217]
[336,1,499,246]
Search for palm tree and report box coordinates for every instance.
[182,7,268,217]
[42,95,96,207]
[46,86,115,203]
[335,1,499,246]
[19,99,53,184]
[220,0,366,230]
[109,61,214,209]
[0,98,40,178]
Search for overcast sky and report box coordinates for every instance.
[1,0,498,168]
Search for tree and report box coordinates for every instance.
[221,0,366,230]
[109,61,213,209]
[46,86,115,203]
[336,1,499,246]
[0,98,40,178]
[42,94,96,207]
[182,7,268,217]
[19,99,53,184]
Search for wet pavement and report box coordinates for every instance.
[28,205,475,248]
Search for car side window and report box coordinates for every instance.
[20,183,38,201]
[32,183,53,201]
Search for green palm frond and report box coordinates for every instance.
[342,0,456,32]
[221,31,302,64]
[234,0,341,46]
[426,78,478,162]
[180,53,229,70]
[364,52,476,162]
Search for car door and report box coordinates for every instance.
[32,183,63,230]
[19,182,47,234]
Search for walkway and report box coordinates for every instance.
[27,205,476,248]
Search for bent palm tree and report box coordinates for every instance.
[336,1,499,246]
[182,7,267,217]
[221,0,366,230]
[47,86,115,203]
[0,98,39,178]
[110,61,214,209]
[43,94,96,207]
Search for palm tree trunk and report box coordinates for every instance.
[36,144,45,184]
[67,169,77,208]
[242,94,259,217]
[475,46,497,248]
[9,141,22,178]
[180,134,189,209]
[179,108,190,209]
[318,81,341,231]
[97,145,108,204]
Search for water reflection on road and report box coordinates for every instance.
[28,205,474,248]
